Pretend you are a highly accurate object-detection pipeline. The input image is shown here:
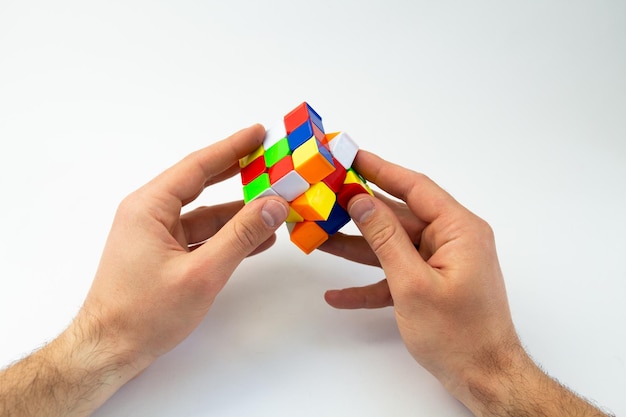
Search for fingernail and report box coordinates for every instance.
[349,197,376,223]
[261,199,288,228]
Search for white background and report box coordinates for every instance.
[1,1,625,415]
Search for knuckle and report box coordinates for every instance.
[116,192,144,220]
[458,215,498,260]
[367,221,398,256]
[231,220,260,253]
[473,217,496,243]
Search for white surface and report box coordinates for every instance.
[0,1,624,415]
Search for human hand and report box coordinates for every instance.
[79,124,289,374]
[320,150,613,416]
[320,150,518,396]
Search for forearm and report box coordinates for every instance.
[0,314,142,417]
[458,344,612,417]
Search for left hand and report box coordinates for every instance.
[80,124,289,373]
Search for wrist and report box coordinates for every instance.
[458,341,536,416]
[435,335,526,416]
[47,312,149,414]
[449,340,611,417]
[0,310,150,417]
[68,307,154,381]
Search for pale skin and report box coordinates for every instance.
[0,125,613,417]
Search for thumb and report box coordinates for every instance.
[348,194,427,290]
[194,196,289,278]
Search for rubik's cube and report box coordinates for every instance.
[240,102,373,254]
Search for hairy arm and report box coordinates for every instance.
[464,342,612,416]
[0,314,138,417]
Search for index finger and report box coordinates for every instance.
[148,124,266,206]
[353,150,463,224]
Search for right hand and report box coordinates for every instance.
[319,150,522,411]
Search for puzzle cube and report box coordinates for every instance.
[240,102,373,254]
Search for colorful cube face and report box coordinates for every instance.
[240,102,373,254]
